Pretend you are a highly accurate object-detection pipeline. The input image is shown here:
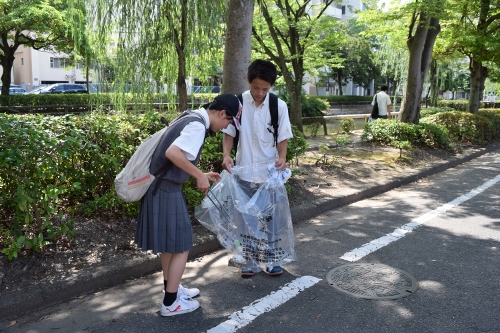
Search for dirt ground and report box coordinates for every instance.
[0,132,474,295]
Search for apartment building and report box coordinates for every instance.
[6,45,88,92]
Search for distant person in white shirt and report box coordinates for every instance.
[372,84,392,119]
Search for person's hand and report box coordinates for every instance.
[205,172,221,183]
[222,156,234,174]
[275,157,287,171]
[196,175,211,196]
[197,172,221,196]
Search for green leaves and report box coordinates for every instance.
[0,109,310,260]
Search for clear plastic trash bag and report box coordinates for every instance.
[195,163,296,272]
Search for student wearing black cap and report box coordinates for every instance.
[135,94,241,317]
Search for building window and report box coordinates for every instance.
[50,57,68,68]
[21,58,24,65]
[342,5,346,15]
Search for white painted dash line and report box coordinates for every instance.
[340,173,500,262]
[207,275,321,333]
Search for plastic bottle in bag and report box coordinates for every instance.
[231,240,245,265]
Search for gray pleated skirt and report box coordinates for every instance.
[135,179,193,254]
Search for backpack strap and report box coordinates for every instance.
[233,94,244,153]
[268,93,279,147]
[151,111,206,195]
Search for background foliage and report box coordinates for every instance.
[0,110,308,259]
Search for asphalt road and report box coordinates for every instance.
[2,150,499,333]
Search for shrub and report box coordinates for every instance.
[339,118,355,134]
[287,126,309,165]
[301,96,329,117]
[316,95,373,103]
[363,109,500,150]
[306,122,321,137]
[421,111,496,144]
[478,109,500,138]
[0,111,309,259]
[421,106,455,118]
[436,99,469,111]
[0,110,177,258]
[362,119,450,149]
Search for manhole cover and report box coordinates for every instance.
[326,263,418,300]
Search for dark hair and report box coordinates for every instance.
[247,59,277,86]
[381,84,388,91]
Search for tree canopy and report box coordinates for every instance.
[252,0,339,131]
[0,0,79,95]
[87,0,227,110]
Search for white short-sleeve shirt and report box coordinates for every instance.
[223,90,293,182]
[171,108,209,161]
[371,91,392,116]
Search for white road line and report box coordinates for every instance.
[340,173,500,262]
[207,276,321,333]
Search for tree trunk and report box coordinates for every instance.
[0,44,16,95]
[222,0,254,94]
[177,53,188,111]
[468,59,488,113]
[429,59,438,107]
[399,13,440,123]
[86,63,90,92]
[283,69,304,132]
[336,70,343,95]
[172,2,188,112]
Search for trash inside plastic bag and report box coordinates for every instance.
[195,162,296,272]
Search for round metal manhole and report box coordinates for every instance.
[326,263,419,300]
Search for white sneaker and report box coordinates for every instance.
[160,296,200,317]
[178,284,200,298]
[163,284,200,298]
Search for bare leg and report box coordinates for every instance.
[160,253,172,281]
[161,251,189,293]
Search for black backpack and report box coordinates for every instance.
[371,94,379,119]
[233,93,279,153]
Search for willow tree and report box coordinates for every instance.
[252,0,337,132]
[356,2,410,107]
[89,0,227,111]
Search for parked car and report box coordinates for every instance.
[28,83,88,94]
[0,85,26,94]
[9,87,27,94]
[26,85,50,94]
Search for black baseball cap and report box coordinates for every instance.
[205,94,241,117]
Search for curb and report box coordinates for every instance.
[1,142,498,321]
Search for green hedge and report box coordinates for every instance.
[422,109,500,144]
[362,119,451,149]
[316,95,373,103]
[362,109,500,151]
[436,99,500,111]
[0,92,225,108]
[0,110,308,259]
[0,94,103,106]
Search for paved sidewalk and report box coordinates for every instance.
[1,140,499,321]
